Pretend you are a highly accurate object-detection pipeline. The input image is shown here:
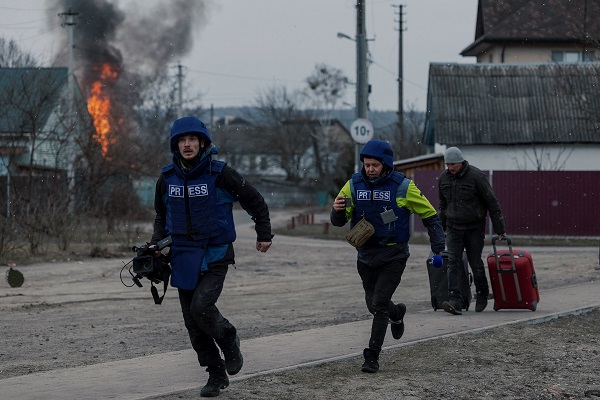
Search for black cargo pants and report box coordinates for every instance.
[178,261,236,374]
[357,259,407,354]
[446,226,489,299]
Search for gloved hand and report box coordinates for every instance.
[431,254,444,268]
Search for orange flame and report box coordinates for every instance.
[87,64,118,157]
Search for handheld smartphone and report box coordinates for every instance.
[344,197,352,207]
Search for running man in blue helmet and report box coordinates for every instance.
[149,116,273,397]
[331,139,445,373]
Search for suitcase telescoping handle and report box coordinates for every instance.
[491,236,522,304]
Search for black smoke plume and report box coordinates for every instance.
[48,0,213,87]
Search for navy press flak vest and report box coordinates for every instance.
[350,171,411,246]
[162,159,236,246]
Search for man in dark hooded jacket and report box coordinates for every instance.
[438,146,505,316]
[150,116,273,397]
[330,139,445,373]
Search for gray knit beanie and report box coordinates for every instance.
[444,147,464,163]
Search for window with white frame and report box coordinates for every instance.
[552,50,596,62]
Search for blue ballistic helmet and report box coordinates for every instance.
[360,139,394,169]
[169,116,212,154]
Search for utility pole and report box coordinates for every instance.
[59,9,78,128]
[355,0,369,172]
[177,63,184,118]
[394,4,405,152]
[340,1,373,172]
[356,0,368,120]
[59,8,79,212]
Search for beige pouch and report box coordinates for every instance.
[345,217,375,248]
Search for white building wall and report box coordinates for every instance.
[438,144,600,171]
[477,44,600,64]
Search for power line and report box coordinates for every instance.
[186,67,304,84]
[0,17,49,29]
[370,60,426,90]
[2,27,56,44]
[0,5,52,12]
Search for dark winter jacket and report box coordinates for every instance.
[438,161,505,234]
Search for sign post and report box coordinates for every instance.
[350,118,374,173]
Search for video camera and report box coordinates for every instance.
[131,236,172,287]
[120,236,172,304]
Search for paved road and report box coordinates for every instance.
[1,281,598,400]
[1,207,599,399]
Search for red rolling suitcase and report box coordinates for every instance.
[487,236,540,311]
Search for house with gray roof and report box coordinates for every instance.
[424,62,600,171]
[422,0,600,171]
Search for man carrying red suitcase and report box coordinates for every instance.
[438,147,506,315]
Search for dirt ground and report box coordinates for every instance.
[1,208,599,399]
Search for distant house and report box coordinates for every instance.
[424,62,600,171]
[211,117,286,182]
[461,0,600,64]
[212,117,353,182]
[0,67,94,213]
[0,67,93,175]
[211,116,354,206]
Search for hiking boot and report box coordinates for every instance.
[200,372,229,397]
[390,303,406,340]
[475,290,489,312]
[361,348,379,373]
[221,333,243,375]
[442,297,463,315]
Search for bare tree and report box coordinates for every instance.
[130,72,181,175]
[510,145,575,171]
[394,102,427,160]
[305,63,348,110]
[302,64,349,179]
[240,65,352,191]
[0,38,39,67]
[0,69,74,253]
[248,85,311,182]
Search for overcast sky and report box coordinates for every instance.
[0,0,478,112]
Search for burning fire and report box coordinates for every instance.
[87,64,119,157]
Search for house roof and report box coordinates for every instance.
[423,62,600,146]
[393,152,443,167]
[462,0,600,56]
[0,68,69,133]
[213,124,271,155]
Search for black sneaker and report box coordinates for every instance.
[361,348,379,373]
[222,334,243,375]
[200,372,229,397]
[475,291,488,312]
[390,303,406,340]
[442,298,463,315]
